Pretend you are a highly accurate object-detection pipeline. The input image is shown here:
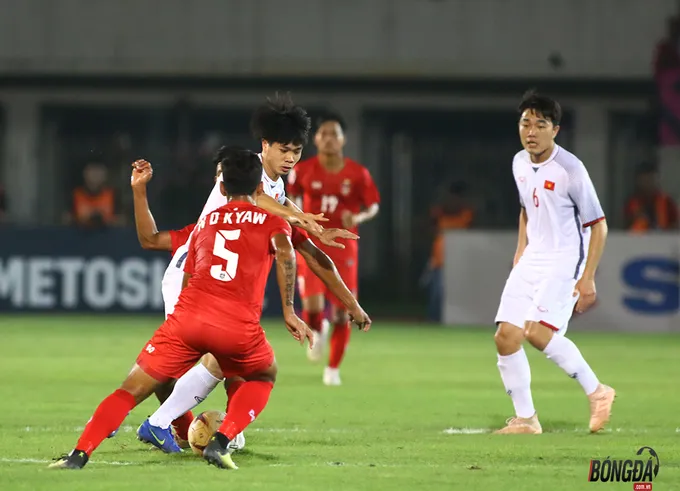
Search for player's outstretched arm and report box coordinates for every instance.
[131,160,173,251]
[287,197,359,248]
[272,233,314,346]
[256,194,327,235]
[355,203,380,225]
[296,239,371,331]
[513,208,528,267]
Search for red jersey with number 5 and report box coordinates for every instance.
[180,201,291,324]
[287,157,380,233]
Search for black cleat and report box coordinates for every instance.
[49,449,89,469]
[202,432,238,470]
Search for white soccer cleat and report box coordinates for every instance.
[307,320,330,362]
[323,367,342,386]
[228,432,246,452]
[307,330,324,362]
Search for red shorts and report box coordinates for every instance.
[297,242,358,308]
[136,310,274,383]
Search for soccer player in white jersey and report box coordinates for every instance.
[133,96,362,453]
[493,91,615,434]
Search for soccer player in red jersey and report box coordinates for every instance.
[130,158,371,453]
[287,112,380,385]
[49,147,366,470]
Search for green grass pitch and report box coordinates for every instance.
[0,315,678,490]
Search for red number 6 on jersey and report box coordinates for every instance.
[532,188,539,207]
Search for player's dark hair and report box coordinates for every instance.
[250,92,311,146]
[316,110,347,131]
[518,89,562,126]
[215,145,262,196]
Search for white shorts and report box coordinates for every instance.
[494,259,580,334]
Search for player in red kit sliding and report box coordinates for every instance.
[288,112,380,386]
[49,148,328,470]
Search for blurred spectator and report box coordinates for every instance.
[422,181,474,322]
[109,132,136,219]
[653,15,680,79]
[625,163,678,232]
[0,183,6,222]
[64,161,124,228]
[654,15,680,201]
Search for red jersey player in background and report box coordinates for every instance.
[50,147,319,470]
[288,111,380,386]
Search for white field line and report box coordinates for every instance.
[0,457,133,466]
[18,425,354,434]
[442,427,675,434]
[0,457,438,469]
[15,425,678,435]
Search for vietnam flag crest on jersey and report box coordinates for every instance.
[544,180,555,191]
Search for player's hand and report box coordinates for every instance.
[131,160,153,188]
[574,277,597,314]
[348,305,371,332]
[289,212,328,236]
[284,312,314,347]
[316,228,360,249]
[341,210,357,229]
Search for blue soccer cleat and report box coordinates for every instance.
[107,428,118,438]
[136,419,182,453]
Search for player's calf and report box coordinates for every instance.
[50,366,164,469]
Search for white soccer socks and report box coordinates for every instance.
[497,348,536,418]
[149,363,223,428]
[543,335,600,395]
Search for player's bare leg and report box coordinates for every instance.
[50,365,168,469]
[324,305,352,386]
[494,322,542,434]
[203,361,279,470]
[302,293,328,362]
[524,321,615,432]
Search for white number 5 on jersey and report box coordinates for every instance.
[210,230,241,282]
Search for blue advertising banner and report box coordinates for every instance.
[0,227,289,316]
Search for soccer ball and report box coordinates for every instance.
[188,410,225,456]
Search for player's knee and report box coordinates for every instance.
[224,376,245,391]
[120,364,163,404]
[494,322,523,354]
[200,353,223,380]
[523,321,553,350]
[332,309,349,325]
[304,294,324,314]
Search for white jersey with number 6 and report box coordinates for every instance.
[160,165,287,317]
[495,144,605,333]
[514,144,604,265]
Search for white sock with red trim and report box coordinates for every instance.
[543,335,600,395]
